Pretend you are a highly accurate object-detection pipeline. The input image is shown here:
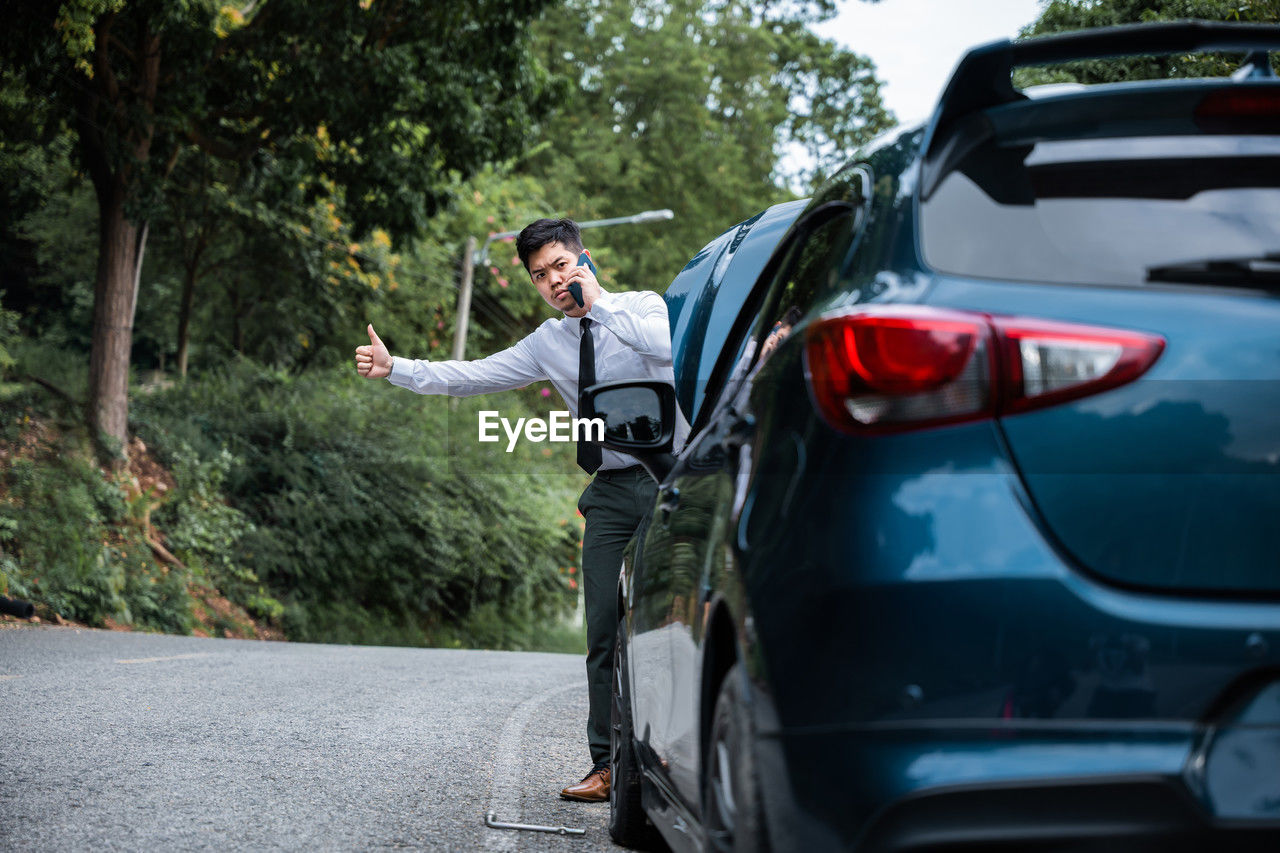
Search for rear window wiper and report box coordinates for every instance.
[1146,253,1280,286]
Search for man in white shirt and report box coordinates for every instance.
[354,218,672,802]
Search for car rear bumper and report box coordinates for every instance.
[754,721,1280,852]
[855,773,1280,853]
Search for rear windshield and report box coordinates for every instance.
[920,135,1280,286]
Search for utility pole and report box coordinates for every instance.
[452,235,476,362]
[450,209,673,359]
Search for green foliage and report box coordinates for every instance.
[12,165,99,352]
[4,0,895,380]
[2,0,561,453]
[524,0,893,295]
[4,0,558,235]
[0,71,90,351]
[0,298,18,382]
[153,441,272,617]
[163,166,406,372]
[1,0,894,649]
[367,161,561,362]
[52,0,128,75]
[2,343,583,648]
[132,360,583,649]
[7,334,91,408]
[1016,0,1280,87]
[0,420,192,634]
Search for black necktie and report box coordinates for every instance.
[577,318,602,474]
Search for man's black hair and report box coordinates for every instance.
[516,218,584,272]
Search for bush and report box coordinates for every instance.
[0,297,18,382]
[152,441,276,621]
[0,423,192,634]
[133,360,583,649]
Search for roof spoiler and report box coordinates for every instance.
[920,21,1280,198]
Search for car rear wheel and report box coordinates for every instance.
[705,662,769,853]
[610,622,660,849]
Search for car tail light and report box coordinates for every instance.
[992,317,1165,415]
[1194,89,1280,133]
[803,307,1164,434]
[805,307,993,432]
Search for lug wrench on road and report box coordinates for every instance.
[484,811,586,836]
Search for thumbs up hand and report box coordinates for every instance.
[355,324,392,379]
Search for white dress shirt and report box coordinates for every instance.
[388,289,679,471]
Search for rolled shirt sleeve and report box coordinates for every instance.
[588,291,671,364]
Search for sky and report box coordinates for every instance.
[816,0,1046,125]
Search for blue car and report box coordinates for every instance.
[585,21,1280,853]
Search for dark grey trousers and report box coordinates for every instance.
[578,466,657,765]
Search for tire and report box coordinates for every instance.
[704,662,769,853]
[610,623,661,849]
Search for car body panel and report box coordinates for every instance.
[626,395,748,810]
[924,275,1280,596]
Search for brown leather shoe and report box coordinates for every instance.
[560,763,610,802]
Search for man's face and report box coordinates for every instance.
[527,241,587,317]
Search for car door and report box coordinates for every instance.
[627,165,873,813]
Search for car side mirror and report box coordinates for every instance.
[580,380,678,454]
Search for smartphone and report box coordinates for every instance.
[568,251,597,308]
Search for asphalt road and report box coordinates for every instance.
[0,626,620,851]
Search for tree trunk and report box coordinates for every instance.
[88,184,145,466]
[75,13,161,468]
[176,262,198,378]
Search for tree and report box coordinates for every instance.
[144,146,406,376]
[524,0,892,294]
[157,151,238,377]
[2,0,553,463]
[1,78,79,346]
[1017,0,1280,85]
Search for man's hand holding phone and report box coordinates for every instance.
[566,251,601,311]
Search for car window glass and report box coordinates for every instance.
[921,134,1280,287]
[749,169,870,364]
[748,208,858,355]
[688,237,800,434]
